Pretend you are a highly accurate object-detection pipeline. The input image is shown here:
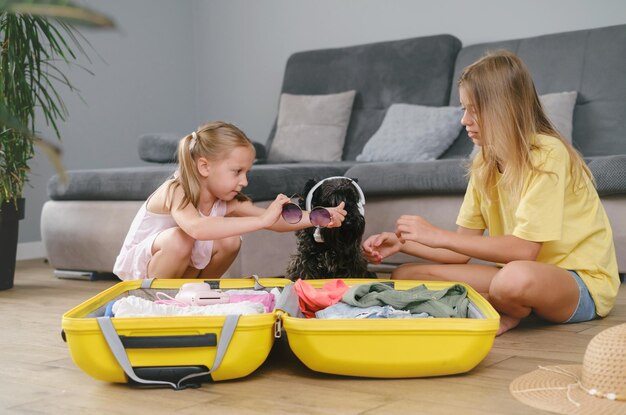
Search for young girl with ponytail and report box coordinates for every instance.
[114,121,346,280]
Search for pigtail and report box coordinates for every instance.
[164,133,201,211]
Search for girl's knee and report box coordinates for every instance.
[391,263,417,280]
[391,264,438,280]
[215,235,241,256]
[160,228,195,259]
[489,261,535,301]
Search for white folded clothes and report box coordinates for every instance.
[112,295,265,317]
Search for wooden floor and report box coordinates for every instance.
[1,259,624,415]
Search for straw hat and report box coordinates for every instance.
[510,323,626,414]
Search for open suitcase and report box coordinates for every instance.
[62,277,499,389]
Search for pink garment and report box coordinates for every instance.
[154,291,276,313]
[293,279,350,318]
[229,293,276,313]
[113,199,227,280]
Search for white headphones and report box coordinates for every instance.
[305,176,365,216]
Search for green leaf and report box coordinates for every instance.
[4,1,114,28]
[0,3,113,204]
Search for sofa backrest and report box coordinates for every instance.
[442,24,626,159]
[267,34,462,161]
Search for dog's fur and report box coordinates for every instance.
[285,178,376,280]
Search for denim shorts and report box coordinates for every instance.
[564,270,597,323]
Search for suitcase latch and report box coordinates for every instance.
[274,314,282,338]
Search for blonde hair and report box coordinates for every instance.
[165,121,254,211]
[459,50,592,204]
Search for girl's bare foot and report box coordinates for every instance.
[497,314,521,336]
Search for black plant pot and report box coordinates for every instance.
[0,198,25,290]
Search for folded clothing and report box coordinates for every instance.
[293,279,350,318]
[112,295,265,317]
[342,282,469,318]
[315,302,430,319]
[154,287,279,312]
[224,291,276,313]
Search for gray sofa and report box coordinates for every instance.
[42,24,626,279]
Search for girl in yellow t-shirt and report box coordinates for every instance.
[362,50,619,335]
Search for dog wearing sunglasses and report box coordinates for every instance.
[285,176,376,280]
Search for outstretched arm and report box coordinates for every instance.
[230,199,347,232]
[396,215,542,263]
[399,226,483,263]
[363,227,481,265]
[170,193,291,240]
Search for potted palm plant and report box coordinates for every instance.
[0,1,113,290]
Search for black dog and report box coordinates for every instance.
[285,177,376,280]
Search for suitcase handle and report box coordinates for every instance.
[96,314,239,390]
[118,333,217,349]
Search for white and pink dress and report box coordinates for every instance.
[113,200,227,280]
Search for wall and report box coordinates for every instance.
[19,0,197,256]
[194,0,626,147]
[18,0,626,257]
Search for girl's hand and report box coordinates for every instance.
[362,232,402,264]
[395,215,444,247]
[261,194,290,228]
[323,201,346,228]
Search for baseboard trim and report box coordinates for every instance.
[17,241,46,260]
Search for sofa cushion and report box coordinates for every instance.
[445,24,626,158]
[268,91,356,162]
[540,91,577,143]
[268,34,462,161]
[356,104,463,162]
[245,161,358,200]
[345,159,468,196]
[139,133,270,163]
[586,155,626,196]
[138,133,181,163]
[48,166,177,201]
[48,162,359,202]
[345,156,626,199]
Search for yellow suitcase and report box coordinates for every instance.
[62,278,499,388]
[62,277,285,389]
[279,279,500,378]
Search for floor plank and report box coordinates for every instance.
[0,259,623,414]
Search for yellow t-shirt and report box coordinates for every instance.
[456,134,619,316]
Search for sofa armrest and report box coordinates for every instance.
[138,133,181,163]
[252,141,268,163]
[139,134,269,164]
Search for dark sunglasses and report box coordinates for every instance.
[281,194,332,227]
